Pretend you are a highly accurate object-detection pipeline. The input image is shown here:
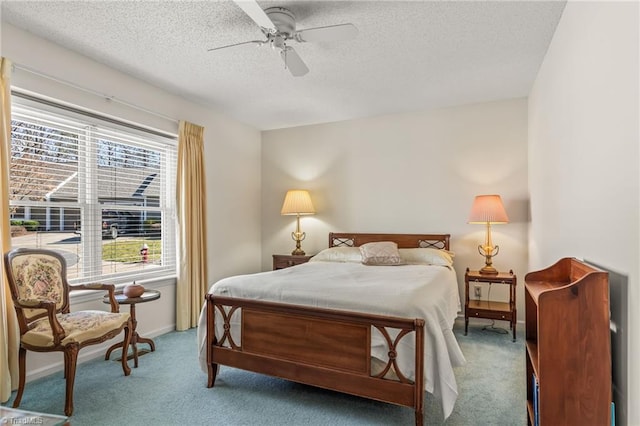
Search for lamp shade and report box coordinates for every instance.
[468,194,509,224]
[281,190,316,215]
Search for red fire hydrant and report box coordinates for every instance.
[140,243,149,263]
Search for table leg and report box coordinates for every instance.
[130,304,139,368]
[104,341,123,361]
[105,301,156,366]
[136,336,156,352]
[128,304,157,366]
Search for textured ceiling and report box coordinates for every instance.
[1,1,566,130]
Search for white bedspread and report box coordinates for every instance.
[197,261,465,419]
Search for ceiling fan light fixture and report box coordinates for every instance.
[271,35,285,50]
[209,0,358,77]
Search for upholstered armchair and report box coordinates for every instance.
[4,248,133,416]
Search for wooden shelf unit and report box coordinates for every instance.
[525,258,611,426]
[464,269,517,341]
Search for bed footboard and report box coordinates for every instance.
[205,294,425,425]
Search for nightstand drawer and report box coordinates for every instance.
[464,268,517,341]
[272,254,313,270]
[467,306,513,322]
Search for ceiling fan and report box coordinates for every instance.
[208,0,358,76]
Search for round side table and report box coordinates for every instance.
[103,289,161,368]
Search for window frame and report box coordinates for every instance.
[9,92,178,285]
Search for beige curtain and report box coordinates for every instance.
[1,57,19,402]
[176,121,208,330]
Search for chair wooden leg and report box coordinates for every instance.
[121,320,132,376]
[63,344,79,417]
[12,347,27,408]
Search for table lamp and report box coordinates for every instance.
[468,194,509,275]
[281,189,316,255]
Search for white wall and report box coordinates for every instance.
[262,98,529,318]
[1,23,262,379]
[528,2,639,424]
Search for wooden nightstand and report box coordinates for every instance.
[464,268,517,341]
[272,254,313,270]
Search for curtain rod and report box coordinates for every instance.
[11,63,180,125]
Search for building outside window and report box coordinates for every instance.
[8,95,177,284]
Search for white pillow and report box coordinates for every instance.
[398,248,454,266]
[310,247,362,263]
[359,241,405,266]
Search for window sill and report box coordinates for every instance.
[70,275,176,303]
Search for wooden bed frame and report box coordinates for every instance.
[205,232,451,425]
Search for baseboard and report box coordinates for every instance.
[25,324,176,383]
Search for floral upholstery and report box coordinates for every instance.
[22,310,131,348]
[9,253,65,321]
[4,248,132,417]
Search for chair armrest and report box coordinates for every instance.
[17,299,65,346]
[69,283,120,313]
[16,298,50,309]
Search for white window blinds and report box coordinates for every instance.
[9,98,177,284]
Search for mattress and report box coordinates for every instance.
[197,260,465,419]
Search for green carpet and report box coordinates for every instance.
[2,319,525,425]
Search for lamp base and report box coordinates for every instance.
[479,265,499,275]
[291,248,306,256]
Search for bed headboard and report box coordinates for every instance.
[329,233,450,250]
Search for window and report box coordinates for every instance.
[9,95,177,284]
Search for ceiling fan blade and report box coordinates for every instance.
[233,0,277,34]
[280,46,309,77]
[294,23,358,43]
[207,40,264,52]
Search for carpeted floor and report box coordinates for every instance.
[2,318,525,425]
